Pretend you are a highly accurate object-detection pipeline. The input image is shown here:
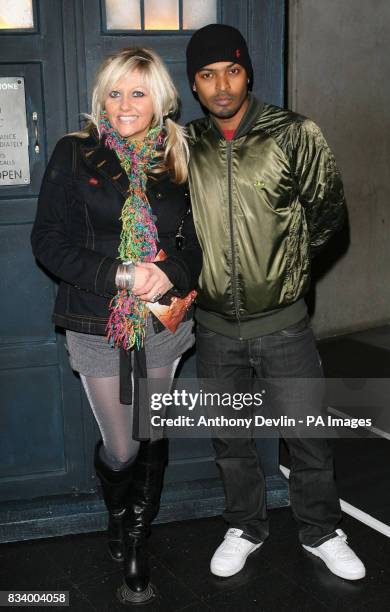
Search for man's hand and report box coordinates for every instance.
[132,263,173,302]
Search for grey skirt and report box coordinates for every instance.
[65,315,194,377]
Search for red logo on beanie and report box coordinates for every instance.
[235,48,241,58]
[88,177,99,186]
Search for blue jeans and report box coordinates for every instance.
[196,316,342,546]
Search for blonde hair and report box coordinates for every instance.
[75,47,188,183]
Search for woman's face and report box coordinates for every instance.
[104,70,155,140]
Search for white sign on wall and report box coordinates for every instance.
[0,76,30,186]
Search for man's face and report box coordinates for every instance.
[193,61,248,119]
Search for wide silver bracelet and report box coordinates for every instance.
[115,262,135,290]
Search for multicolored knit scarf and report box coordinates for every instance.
[100,113,164,350]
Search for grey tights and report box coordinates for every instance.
[80,358,180,470]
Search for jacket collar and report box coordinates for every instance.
[80,134,130,197]
[209,93,265,140]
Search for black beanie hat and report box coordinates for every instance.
[186,24,253,87]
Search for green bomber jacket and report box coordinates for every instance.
[187,95,347,338]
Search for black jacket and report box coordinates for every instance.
[31,134,202,335]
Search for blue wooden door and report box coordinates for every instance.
[0,0,286,537]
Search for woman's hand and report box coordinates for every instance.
[132,263,173,302]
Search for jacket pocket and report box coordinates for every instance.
[281,201,310,302]
[65,284,108,320]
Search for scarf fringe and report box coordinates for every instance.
[106,290,147,351]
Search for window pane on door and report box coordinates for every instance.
[0,0,33,29]
[105,0,141,30]
[144,0,179,30]
[183,0,217,30]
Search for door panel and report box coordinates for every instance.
[0,223,55,341]
[0,366,65,478]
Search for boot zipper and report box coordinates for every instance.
[227,141,242,337]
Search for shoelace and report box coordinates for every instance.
[323,534,353,560]
[220,535,251,554]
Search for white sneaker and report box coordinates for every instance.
[210,528,262,577]
[303,529,366,580]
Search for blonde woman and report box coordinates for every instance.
[31,48,201,604]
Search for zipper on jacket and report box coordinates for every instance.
[227,141,242,338]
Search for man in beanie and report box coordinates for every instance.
[186,24,365,581]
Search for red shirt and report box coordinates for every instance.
[222,129,236,141]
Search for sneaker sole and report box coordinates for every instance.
[210,543,262,577]
[302,545,366,580]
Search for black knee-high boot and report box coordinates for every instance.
[94,440,135,562]
[117,438,169,605]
